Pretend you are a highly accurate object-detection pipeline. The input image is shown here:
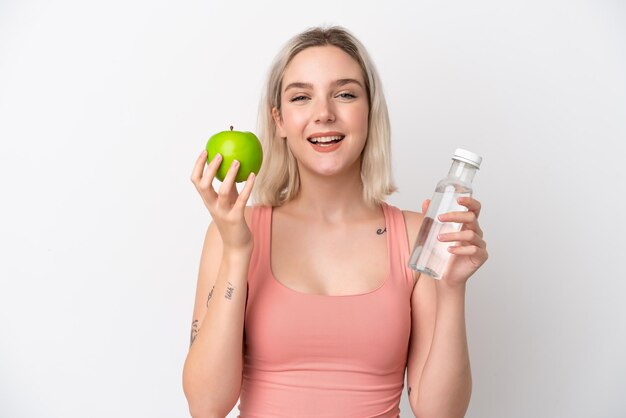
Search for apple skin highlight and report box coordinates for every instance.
[206,126,263,182]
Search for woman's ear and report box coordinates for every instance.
[272,107,287,139]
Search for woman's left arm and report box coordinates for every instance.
[406,197,488,418]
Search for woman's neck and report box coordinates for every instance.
[283,164,377,223]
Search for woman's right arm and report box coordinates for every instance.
[183,151,256,418]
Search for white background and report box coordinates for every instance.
[1,1,625,417]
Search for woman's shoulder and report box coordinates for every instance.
[402,208,423,231]
[382,202,423,224]
[385,204,424,242]
[400,208,423,225]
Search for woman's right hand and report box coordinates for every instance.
[190,150,256,251]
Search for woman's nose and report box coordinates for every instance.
[314,98,335,123]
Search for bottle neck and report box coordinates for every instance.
[448,160,478,183]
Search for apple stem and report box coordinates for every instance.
[230,125,233,131]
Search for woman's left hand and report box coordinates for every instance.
[423,197,488,287]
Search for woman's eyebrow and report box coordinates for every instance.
[283,78,364,92]
[283,82,313,92]
[335,78,363,88]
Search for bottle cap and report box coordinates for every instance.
[453,148,482,169]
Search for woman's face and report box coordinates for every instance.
[273,45,369,178]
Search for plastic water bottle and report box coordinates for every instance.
[408,149,482,279]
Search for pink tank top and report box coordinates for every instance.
[239,203,415,418]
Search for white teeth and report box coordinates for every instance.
[308,135,344,144]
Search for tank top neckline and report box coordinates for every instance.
[263,202,394,298]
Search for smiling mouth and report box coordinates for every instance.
[307,135,345,146]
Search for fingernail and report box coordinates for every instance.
[200,149,207,156]
[232,160,239,167]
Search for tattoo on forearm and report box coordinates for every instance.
[376,227,387,235]
[190,319,199,347]
[206,286,215,307]
[225,282,235,300]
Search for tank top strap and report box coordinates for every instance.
[381,202,416,290]
[248,204,272,286]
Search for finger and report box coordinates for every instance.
[438,210,477,224]
[438,230,487,248]
[459,215,483,236]
[448,245,489,266]
[447,245,489,261]
[457,196,481,218]
[422,199,430,214]
[217,159,240,199]
[462,223,484,238]
[190,149,209,184]
[198,153,223,192]
[233,172,256,212]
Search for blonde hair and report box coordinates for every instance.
[252,26,397,207]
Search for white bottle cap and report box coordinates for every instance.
[453,148,482,169]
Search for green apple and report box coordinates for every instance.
[206,126,263,183]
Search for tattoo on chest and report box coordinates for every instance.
[376,227,387,235]
[408,386,412,396]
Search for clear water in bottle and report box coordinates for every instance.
[408,148,481,279]
[408,184,472,278]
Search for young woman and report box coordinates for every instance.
[183,26,488,418]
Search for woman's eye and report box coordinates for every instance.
[290,95,309,102]
[337,92,357,99]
